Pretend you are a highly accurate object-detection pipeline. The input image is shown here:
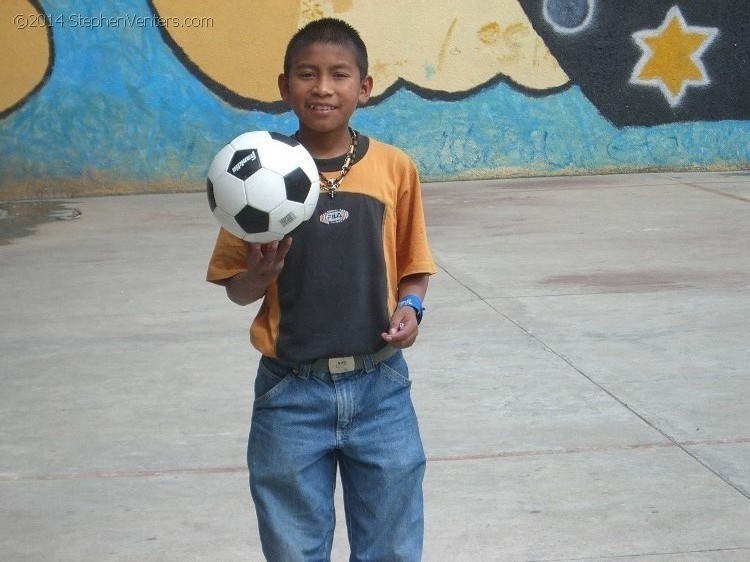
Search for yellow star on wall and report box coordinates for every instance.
[630,6,718,107]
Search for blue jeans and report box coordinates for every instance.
[247,350,425,562]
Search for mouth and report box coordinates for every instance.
[308,104,336,112]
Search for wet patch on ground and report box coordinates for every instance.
[0,201,81,245]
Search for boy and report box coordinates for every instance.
[206,18,436,561]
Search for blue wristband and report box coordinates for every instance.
[398,294,424,325]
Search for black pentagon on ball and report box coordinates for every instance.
[228,148,261,181]
[206,178,217,211]
[284,167,312,204]
[235,205,270,234]
[270,131,300,147]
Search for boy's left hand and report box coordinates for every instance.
[381,307,418,348]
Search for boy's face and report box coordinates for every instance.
[279,42,373,138]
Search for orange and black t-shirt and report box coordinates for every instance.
[206,135,436,363]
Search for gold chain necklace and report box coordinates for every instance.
[318,128,358,199]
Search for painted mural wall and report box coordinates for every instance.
[0,0,748,200]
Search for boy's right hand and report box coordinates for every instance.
[226,237,293,306]
[245,237,293,279]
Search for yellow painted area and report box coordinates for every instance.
[0,0,52,115]
[478,22,502,45]
[153,0,567,105]
[331,0,354,13]
[437,18,459,71]
[307,0,568,95]
[636,16,709,98]
[152,0,300,103]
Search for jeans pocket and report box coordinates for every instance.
[379,351,412,388]
[254,358,294,405]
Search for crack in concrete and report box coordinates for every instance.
[438,262,750,501]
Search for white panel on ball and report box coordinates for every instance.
[302,182,320,220]
[207,144,236,183]
[269,200,305,235]
[213,172,249,215]
[244,230,284,244]
[244,169,288,212]
[213,207,245,239]
[295,145,319,181]
[257,143,298,175]
[230,130,272,151]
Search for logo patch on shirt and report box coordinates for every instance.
[319,209,349,225]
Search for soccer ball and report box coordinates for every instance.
[206,131,320,242]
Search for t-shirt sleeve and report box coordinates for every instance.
[395,157,437,281]
[206,228,247,285]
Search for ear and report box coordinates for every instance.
[278,73,290,103]
[358,75,373,106]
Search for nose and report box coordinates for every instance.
[313,76,332,96]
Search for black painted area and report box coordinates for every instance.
[517,0,750,126]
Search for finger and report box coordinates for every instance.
[381,322,417,343]
[275,236,293,261]
[382,331,408,343]
[382,330,416,349]
[258,241,279,264]
[245,242,264,264]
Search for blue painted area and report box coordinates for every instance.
[0,0,747,190]
[358,86,749,179]
[544,0,590,30]
[0,0,296,184]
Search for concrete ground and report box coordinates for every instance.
[1,171,749,561]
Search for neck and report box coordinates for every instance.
[295,127,353,159]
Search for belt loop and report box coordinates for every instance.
[363,353,375,373]
[297,363,312,379]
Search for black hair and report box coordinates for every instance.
[283,18,368,80]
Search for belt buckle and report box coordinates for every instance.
[328,356,356,374]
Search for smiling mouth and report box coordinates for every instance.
[309,104,336,111]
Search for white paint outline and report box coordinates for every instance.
[543,0,595,35]
[630,5,718,107]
